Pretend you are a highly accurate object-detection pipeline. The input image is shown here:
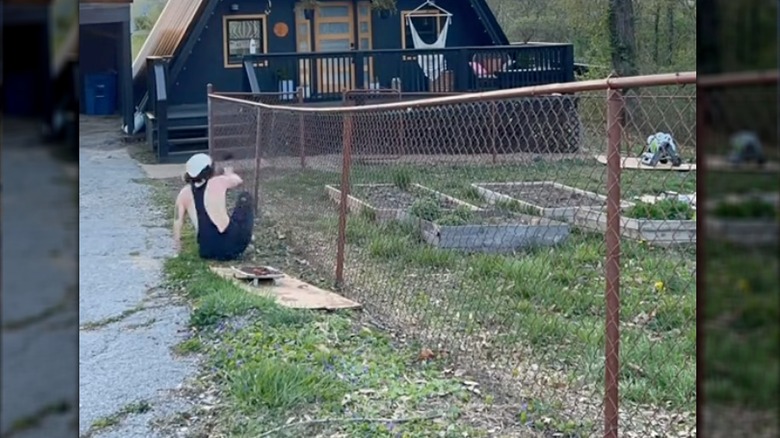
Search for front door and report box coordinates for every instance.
[313,2,354,94]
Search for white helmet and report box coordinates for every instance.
[185,153,213,178]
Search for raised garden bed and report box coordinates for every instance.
[472,181,631,222]
[416,207,570,253]
[705,193,778,246]
[326,182,570,252]
[571,199,697,246]
[324,183,478,223]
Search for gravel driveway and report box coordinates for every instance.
[78,117,197,437]
[1,120,79,437]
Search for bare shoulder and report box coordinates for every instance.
[210,174,240,188]
[176,185,192,203]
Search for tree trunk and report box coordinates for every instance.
[653,3,660,64]
[665,0,674,66]
[607,0,639,77]
[697,0,719,74]
[608,0,639,142]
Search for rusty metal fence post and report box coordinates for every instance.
[297,87,306,168]
[253,107,263,215]
[604,87,624,438]
[207,83,213,157]
[490,100,498,164]
[335,107,354,287]
[696,89,707,167]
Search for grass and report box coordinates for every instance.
[83,400,152,437]
[161,231,589,436]
[132,33,148,61]
[79,303,148,330]
[346,160,696,201]
[703,240,779,410]
[8,401,71,435]
[255,159,698,414]
[706,171,780,195]
[712,197,778,219]
[340,217,696,408]
[148,155,701,434]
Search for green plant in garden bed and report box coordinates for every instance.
[713,197,778,219]
[409,196,444,221]
[409,198,478,226]
[624,199,696,220]
[436,206,475,226]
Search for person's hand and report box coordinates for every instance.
[223,166,235,175]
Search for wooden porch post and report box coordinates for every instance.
[207,83,213,157]
[351,0,361,89]
[119,19,134,133]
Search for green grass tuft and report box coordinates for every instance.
[229,358,347,411]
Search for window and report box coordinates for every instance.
[223,15,267,67]
[401,10,448,49]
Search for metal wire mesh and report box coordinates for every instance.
[698,71,779,438]
[208,74,697,437]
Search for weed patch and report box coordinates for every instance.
[160,230,581,436]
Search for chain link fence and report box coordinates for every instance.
[208,72,696,437]
[698,71,779,438]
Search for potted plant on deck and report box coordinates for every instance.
[370,0,397,19]
[276,68,295,100]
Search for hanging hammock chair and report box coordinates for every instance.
[406,1,452,81]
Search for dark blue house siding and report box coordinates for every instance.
[169,0,501,105]
[79,4,134,131]
[2,23,50,117]
[80,24,121,77]
[169,1,296,105]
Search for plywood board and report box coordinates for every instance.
[705,155,780,173]
[209,266,361,310]
[595,155,696,171]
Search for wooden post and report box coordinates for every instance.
[207,83,214,157]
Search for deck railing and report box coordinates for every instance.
[242,44,575,102]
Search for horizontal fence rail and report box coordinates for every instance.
[208,72,697,438]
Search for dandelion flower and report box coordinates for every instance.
[737,278,751,294]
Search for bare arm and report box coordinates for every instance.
[215,166,243,188]
[173,188,187,251]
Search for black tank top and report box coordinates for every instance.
[191,181,223,257]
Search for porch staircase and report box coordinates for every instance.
[146,103,208,163]
[145,101,259,163]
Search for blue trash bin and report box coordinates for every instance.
[83,72,118,115]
